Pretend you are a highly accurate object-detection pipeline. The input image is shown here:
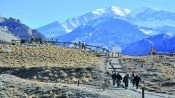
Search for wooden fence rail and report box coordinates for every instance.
[11,39,112,57]
[155,52,175,56]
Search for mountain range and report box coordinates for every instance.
[37,6,175,55]
[122,33,175,56]
[1,6,174,55]
[38,6,175,37]
[0,16,45,43]
[58,17,147,50]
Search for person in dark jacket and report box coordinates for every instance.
[111,72,117,86]
[123,74,129,89]
[116,72,122,87]
[130,73,135,87]
[134,75,141,89]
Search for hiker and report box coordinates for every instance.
[82,42,86,50]
[123,74,129,89]
[111,72,117,86]
[116,72,122,87]
[20,38,25,45]
[134,75,141,89]
[78,41,82,49]
[130,73,135,87]
[150,47,156,55]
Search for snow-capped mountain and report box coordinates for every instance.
[58,17,147,50]
[37,6,131,38]
[122,33,175,56]
[61,6,131,32]
[127,7,175,28]
[37,6,175,55]
[38,6,175,38]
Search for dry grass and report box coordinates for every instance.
[0,44,99,68]
[121,55,175,80]
[120,55,175,93]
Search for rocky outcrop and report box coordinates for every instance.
[0,17,45,43]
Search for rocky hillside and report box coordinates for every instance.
[0,16,45,43]
[58,17,147,50]
[0,27,19,43]
[120,55,175,94]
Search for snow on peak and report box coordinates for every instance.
[110,6,131,16]
[139,28,152,34]
[166,32,175,37]
[92,8,105,15]
[91,6,131,17]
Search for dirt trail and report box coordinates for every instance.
[103,57,175,98]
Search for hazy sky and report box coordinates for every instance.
[0,0,174,28]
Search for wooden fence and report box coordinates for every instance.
[11,40,113,57]
[155,52,175,56]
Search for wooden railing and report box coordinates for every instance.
[11,39,113,57]
[155,52,175,56]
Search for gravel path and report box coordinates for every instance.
[105,57,175,98]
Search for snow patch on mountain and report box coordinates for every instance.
[139,28,153,34]
[166,32,175,37]
[110,6,131,16]
[92,8,105,15]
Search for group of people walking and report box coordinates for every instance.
[111,72,141,89]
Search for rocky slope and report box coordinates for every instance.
[120,55,175,95]
[0,27,19,43]
[58,17,147,50]
[0,16,45,43]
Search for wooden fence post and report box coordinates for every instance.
[142,81,145,98]
[77,80,80,86]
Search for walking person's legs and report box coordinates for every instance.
[117,80,120,87]
[124,82,128,89]
[132,80,135,87]
[126,82,128,87]
[136,82,139,89]
[112,79,116,86]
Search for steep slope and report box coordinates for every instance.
[0,28,19,43]
[37,6,131,38]
[0,17,45,41]
[61,6,130,32]
[58,17,147,50]
[38,6,175,39]
[37,21,66,39]
[122,33,175,56]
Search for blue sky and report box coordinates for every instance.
[0,0,175,28]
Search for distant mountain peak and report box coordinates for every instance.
[165,32,175,38]
[92,8,105,15]
[91,6,131,17]
[109,6,131,16]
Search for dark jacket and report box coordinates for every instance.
[111,73,117,80]
[123,75,129,83]
[116,74,122,80]
[134,76,141,83]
